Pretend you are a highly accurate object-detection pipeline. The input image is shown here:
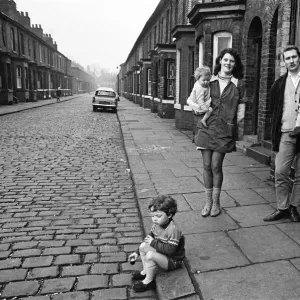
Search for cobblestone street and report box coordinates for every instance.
[0,96,157,300]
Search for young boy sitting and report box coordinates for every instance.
[128,195,185,292]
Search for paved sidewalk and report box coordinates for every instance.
[118,97,300,300]
[0,94,84,116]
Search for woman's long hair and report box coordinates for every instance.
[213,48,244,79]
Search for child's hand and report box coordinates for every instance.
[144,235,154,245]
[128,252,138,263]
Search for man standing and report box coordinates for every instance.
[264,45,300,222]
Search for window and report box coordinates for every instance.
[39,45,42,62]
[175,1,178,25]
[198,39,204,67]
[155,61,159,97]
[7,63,12,89]
[158,20,161,44]
[148,35,151,52]
[166,60,175,97]
[96,90,115,97]
[16,66,22,88]
[33,40,36,59]
[189,46,195,95]
[28,69,32,90]
[176,49,180,103]
[28,38,31,57]
[20,33,25,54]
[25,67,28,89]
[10,27,16,51]
[32,70,36,89]
[37,71,42,89]
[2,21,6,47]
[166,10,169,43]
[182,0,186,23]
[43,47,46,63]
[137,72,140,94]
[0,62,3,88]
[132,73,135,93]
[147,68,152,96]
[160,18,164,43]
[296,0,300,48]
[50,74,54,89]
[213,32,232,67]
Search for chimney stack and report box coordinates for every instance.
[0,0,18,20]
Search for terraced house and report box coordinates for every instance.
[0,0,95,105]
[117,0,299,179]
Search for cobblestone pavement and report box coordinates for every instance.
[0,95,157,300]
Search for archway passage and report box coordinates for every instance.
[245,17,262,136]
[264,8,278,141]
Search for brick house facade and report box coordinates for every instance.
[0,0,95,105]
[70,66,96,95]
[117,0,300,180]
[119,0,190,118]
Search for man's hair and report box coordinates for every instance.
[148,195,178,217]
[194,66,211,80]
[282,45,300,59]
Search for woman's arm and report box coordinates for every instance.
[237,80,246,123]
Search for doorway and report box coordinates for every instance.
[245,17,262,135]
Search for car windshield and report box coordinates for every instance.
[96,90,115,97]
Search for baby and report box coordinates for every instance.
[187,66,212,127]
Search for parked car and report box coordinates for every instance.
[92,87,119,112]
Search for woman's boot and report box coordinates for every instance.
[201,188,213,217]
[210,187,221,217]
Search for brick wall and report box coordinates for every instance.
[157,102,175,119]
[175,109,194,130]
[243,0,291,142]
[174,28,195,129]
[157,51,176,100]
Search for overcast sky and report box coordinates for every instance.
[15,0,160,73]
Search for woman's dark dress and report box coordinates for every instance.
[194,76,245,153]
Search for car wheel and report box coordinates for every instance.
[93,106,97,112]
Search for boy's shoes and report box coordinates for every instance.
[132,271,146,280]
[132,280,156,292]
[289,126,300,137]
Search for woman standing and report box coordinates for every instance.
[194,48,246,217]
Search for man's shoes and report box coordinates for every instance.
[263,209,289,221]
[132,271,146,280]
[132,280,156,292]
[290,206,300,222]
[289,126,300,137]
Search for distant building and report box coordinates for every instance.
[0,0,96,104]
[71,66,96,94]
